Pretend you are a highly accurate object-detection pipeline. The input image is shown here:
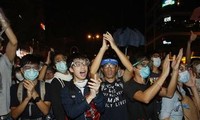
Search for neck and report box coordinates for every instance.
[152,67,160,73]
[104,77,115,83]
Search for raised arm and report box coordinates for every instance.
[38,49,52,80]
[186,31,197,65]
[159,48,183,98]
[103,32,134,81]
[0,8,18,62]
[104,32,133,72]
[133,55,170,103]
[90,37,109,75]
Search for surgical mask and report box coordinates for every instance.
[15,72,24,81]
[178,70,190,83]
[74,79,88,88]
[23,68,39,81]
[55,61,67,73]
[152,57,161,67]
[140,66,150,79]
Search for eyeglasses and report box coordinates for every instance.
[71,60,90,67]
[103,63,117,69]
[133,60,149,67]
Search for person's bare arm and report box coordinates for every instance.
[186,31,197,65]
[0,8,18,63]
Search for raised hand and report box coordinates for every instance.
[103,32,117,49]
[185,69,196,87]
[88,74,102,98]
[171,48,183,71]
[0,8,10,30]
[189,31,197,43]
[161,54,170,77]
[23,80,36,98]
[101,39,109,51]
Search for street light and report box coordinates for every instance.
[86,33,101,40]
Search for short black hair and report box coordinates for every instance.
[67,53,89,68]
[20,54,40,67]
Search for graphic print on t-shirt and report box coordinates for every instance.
[101,81,126,108]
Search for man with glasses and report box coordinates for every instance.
[0,8,18,120]
[61,53,104,120]
[123,49,183,120]
[90,32,134,120]
[10,54,51,120]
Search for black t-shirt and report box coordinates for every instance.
[100,78,128,120]
[10,81,51,119]
[124,79,156,120]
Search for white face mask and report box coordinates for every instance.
[178,70,190,83]
[74,79,88,88]
[15,72,24,81]
[152,57,161,67]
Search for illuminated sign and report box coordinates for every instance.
[164,16,171,22]
[162,0,175,7]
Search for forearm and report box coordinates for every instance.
[191,86,200,111]
[32,91,50,115]
[38,64,48,80]
[35,101,51,115]
[112,46,133,72]
[90,48,106,74]
[186,41,192,65]
[5,27,18,62]
[11,97,30,119]
[143,74,167,103]
[165,70,178,97]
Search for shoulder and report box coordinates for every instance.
[11,83,19,90]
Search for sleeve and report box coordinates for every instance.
[44,83,51,102]
[10,84,20,107]
[159,96,175,119]
[124,81,140,101]
[93,91,105,113]
[3,54,12,67]
[60,86,90,119]
[50,78,66,120]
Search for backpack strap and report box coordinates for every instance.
[40,81,46,101]
[17,82,24,103]
[56,78,65,88]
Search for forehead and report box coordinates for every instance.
[55,54,65,61]
[23,63,39,67]
[152,53,160,57]
[73,58,88,62]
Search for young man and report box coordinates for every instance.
[10,54,51,119]
[0,8,18,119]
[61,53,104,120]
[90,32,133,120]
[123,49,183,120]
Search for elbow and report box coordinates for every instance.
[165,94,173,98]
[142,97,151,104]
[43,110,49,116]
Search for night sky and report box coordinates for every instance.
[0,0,145,55]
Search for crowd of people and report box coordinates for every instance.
[0,7,200,120]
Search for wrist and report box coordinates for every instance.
[43,62,49,66]
[33,96,41,103]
